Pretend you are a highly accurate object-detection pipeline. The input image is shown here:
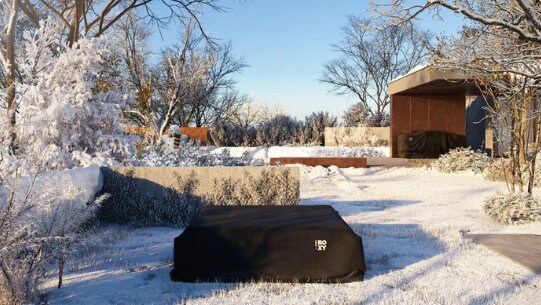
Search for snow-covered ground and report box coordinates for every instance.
[43,166,541,304]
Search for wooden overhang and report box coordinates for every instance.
[388,66,479,96]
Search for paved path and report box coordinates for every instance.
[366,157,409,167]
[468,234,541,276]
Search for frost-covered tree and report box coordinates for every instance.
[0,0,226,152]
[2,20,133,172]
[342,102,390,127]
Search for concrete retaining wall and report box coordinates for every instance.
[325,127,390,147]
[101,166,300,197]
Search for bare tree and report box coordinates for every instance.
[231,98,262,128]
[320,16,431,124]
[152,20,246,141]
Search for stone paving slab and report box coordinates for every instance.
[468,234,541,276]
[366,157,409,167]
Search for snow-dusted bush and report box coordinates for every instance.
[431,147,490,173]
[326,126,389,147]
[342,102,390,127]
[210,112,337,147]
[313,146,386,158]
[1,20,134,174]
[210,122,257,147]
[256,114,304,146]
[301,112,338,145]
[137,141,264,166]
[484,158,514,183]
[97,169,204,227]
[483,193,541,225]
[207,169,300,206]
[0,170,99,303]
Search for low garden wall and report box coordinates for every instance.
[98,166,300,226]
[101,166,299,197]
[325,127,390,147]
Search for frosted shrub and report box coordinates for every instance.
[483,193,541,225]
[138,141,264,167]
[484,158,513,182]
[431,147,490,173]
[207,169,300,206]
[256,115,303,146]
[210,122,257,146]
[0,173,97,303]
[314,146,386,158]
[97,169,204,227]
[484,157,541,187]
[301,112,338,145]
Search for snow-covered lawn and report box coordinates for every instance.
[43,166,541,304]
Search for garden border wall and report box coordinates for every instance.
[101,166,300,197]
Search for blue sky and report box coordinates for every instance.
[149,1,465,119]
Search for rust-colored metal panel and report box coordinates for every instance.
[426,95,465,135]
[390,94,465,158]
[181,127,209,144]
[410,96,429,132]
[391,95,411,158]
[427,97,449,132]
[442,96,466,135]
[269,157,367,168]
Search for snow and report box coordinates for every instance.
[8,164,103,204]
[48,164,103,203]
[390,63,429,83]
[42,166,541,304]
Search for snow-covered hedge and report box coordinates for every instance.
[483,193,541,225]
[431,147,490,173]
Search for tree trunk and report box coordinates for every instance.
[5,0,19,154]
[58,256,65,289]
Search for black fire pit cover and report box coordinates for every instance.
[170,205,365,283]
